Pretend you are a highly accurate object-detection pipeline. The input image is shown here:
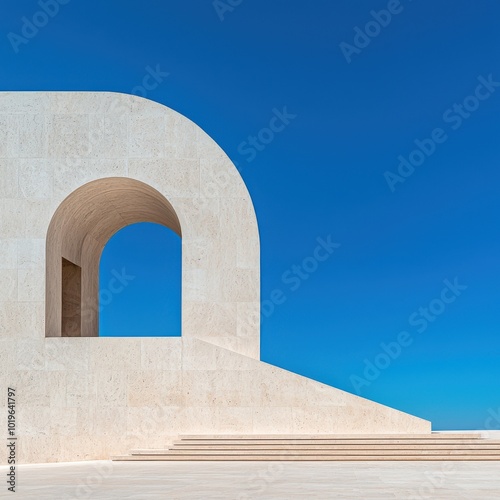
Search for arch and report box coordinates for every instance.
[46,177,181,337]
[22,90,262,359]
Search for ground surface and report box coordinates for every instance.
[1,460,499,499]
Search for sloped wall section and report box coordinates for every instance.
[0,92,430,464]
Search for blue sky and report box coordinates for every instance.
[2,0,500,430]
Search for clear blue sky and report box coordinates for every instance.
[2,0,500,430]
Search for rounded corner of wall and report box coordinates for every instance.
[109,90,159,108]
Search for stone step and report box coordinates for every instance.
[169,439,497,446]
[174,439,484,446]
[130,448,500,456]
[178,433,481,440]
[112,454,500,462]
[132,443,500,453]
[114,433,500,462]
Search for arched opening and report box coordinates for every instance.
[99,222,181,337]
[46,177,182,337]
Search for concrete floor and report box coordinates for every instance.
[1,460,500,499]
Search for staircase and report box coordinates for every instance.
[112,433,500,461]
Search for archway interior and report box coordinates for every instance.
[46,177,182,337]
[99,222,181,337]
